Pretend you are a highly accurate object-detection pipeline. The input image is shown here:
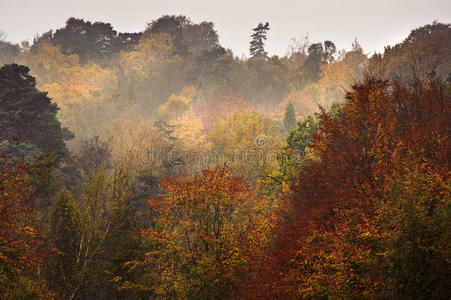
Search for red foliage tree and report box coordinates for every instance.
[246,77,450,298]
[0,149,53,296]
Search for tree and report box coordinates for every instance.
[46,187,80,298]
[193,94,252,130]
[0,151,53,298]
[379,166,450,299]
[258,113,322,201]
[279,89,318,118]
[52,166,138,299]
[37,17,141,64]
[145,15,221,57]
[117,34,185,117]
[283,101,296,133]
[249,22,270,58]
[0,64,73,160]
[122,168,269,299]
[369,22,451,81]
[145,15,191,56]
[159,86,194,121]
[404,21,450,43]
[300,40,336,82]
[56,136,113,204]
[250,77,450,299]
[208,113,284,184]
[243,55,290,106]
[0,31,19,65]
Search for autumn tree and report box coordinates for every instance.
[159,86,194,121]
[56,136,112,198]
[117,34,185,117]
[0,151,53,298]
[208,113,284,184]
[145,15,220,57]
[145,15,191,56]
[250,77,450,299]
[369,22,451,81]
[122,168,269,299]
[259,114,322,201]
[378,166,450,299]
[241,56,290,107]
[18,42,120,141]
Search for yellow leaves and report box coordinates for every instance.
[171,117,209,150]
[119,33,179,77]
[360,231,371,238]
[106,117,162,169]
[208,113,284,182]
[20,43,118,141]
[159,86,194,121]
[18,42,79,84]
[135,34,174,57]
[110,276,122,282]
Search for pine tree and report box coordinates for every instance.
[0,64,73,160]
[249,22,270,58]
[283,101,297,133]
[47,187,80,298]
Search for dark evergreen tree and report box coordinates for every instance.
[249,22,270,58]
[145,15,191,56]
[47,187,80,298]
[283,101,297,133]
[145,15,221,57]
[0,64,73,160]
[32,18,142,64]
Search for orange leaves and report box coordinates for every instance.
[124,167,269,298]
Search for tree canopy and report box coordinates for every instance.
[0,64,73,160]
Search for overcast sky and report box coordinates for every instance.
[1,0,450,57]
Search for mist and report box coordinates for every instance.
[0,8,450,300]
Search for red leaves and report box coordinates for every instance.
[0,150,53,295]
[250,77,450,298]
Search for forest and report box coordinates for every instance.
[0,15,450,299]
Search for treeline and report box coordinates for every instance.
[0,16,370,141]
[0,17,450,299]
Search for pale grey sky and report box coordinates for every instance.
[0,0,450,57]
